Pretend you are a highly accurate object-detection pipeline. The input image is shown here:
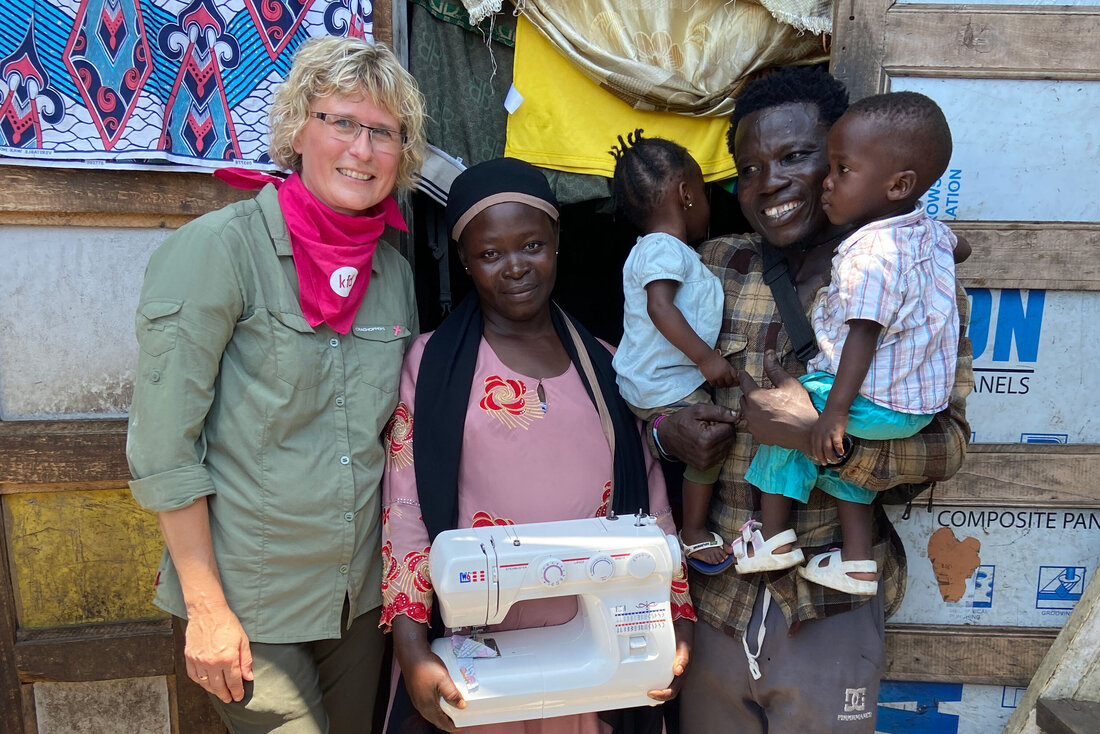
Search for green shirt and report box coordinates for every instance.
[127,185,418,643]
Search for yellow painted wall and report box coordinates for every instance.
[4,489,165,627]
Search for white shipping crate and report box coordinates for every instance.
[876,681,1024,734]
[887,505,1099,627]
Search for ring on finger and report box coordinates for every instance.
[198,674,209,681]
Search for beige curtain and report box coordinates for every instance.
[511,0,831,117]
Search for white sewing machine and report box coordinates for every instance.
[428,513,682,727]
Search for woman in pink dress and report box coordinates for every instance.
[380,158,694,733]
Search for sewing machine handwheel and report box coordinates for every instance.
[627,551,657,579]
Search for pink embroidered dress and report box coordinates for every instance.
[382,334,694,734]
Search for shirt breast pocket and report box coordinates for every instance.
[351,323,411,393]
[717,334,748,370]
[136,300,183,357]
[269,309,325,389]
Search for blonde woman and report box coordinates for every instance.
[127,36,425,733]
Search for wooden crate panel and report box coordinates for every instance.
[4,490,164,627]
[33,676,170,734]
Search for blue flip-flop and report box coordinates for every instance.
[680,531,735,575]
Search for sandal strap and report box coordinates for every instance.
[679,531,724,556]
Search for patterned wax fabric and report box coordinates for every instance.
[505,16,737,181]
[518,0,829,117]
[682,232,973,637]
[0,1,376,170]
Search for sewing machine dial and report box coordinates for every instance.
[586,553,615,582]
[627,551,657,579]
[538,558,567,586]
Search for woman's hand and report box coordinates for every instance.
[657,404,737,469]
[647,618,694,701]
[737,351,817,455]
[184,601,254,703]
[392,616,464,731]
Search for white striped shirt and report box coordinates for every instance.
[808,206,959,414]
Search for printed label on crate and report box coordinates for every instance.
[887,505,1100,626]
[876,681,1024,734]
[962,289,1100,444]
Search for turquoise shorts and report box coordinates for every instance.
[745,371,935,505]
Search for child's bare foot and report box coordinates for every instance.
[680,527,728,566]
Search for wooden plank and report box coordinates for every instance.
[936,444,1100,508]
[0,168,249,218]
[830,0,892,100]
[1005,572,1100,733]
[1036,699,1100,734]
[0,420,128,488]
[0,212,191,229]
[14,619,173,683]
[171,618,228,734]
[19,684,36,734]
[3,423,1098,508]
[884,6,1100,80]
[1,502,26,732]
[953,223,1100,292]
[885,624,1057,687]
[373,0,392,48]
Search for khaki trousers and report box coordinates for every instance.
[201,604,385,734]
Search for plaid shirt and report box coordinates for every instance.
[683,233,973,637]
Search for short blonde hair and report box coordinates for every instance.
[269,36,426,190]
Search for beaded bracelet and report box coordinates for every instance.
[652,414,674,461]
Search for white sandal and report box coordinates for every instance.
[732,520,804,574]
[799,549,878,595]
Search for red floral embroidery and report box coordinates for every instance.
[405,548,433,593]
[671,560,689,594]
[381,592,429,626]
[480,375,527,414]
[471,510,515,528]
[381,541,398,591]
[594,482,612,517]
[386,402,414,471]
[382,507,391,527]
[480,375,543,429]
[671,600,697,622]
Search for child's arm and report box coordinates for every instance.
[645,280,737,387]
[811,319,882,465]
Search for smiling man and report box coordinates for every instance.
[652,66,973,732]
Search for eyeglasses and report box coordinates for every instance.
[309,111,405,154]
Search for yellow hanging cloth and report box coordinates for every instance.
[505,15,737,182]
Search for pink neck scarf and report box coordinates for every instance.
[214,168,407,334]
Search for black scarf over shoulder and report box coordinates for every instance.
[387,294,663,734]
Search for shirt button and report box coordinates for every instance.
[150,370,160,383]
[344,512,354,522]
[339,565,349,574]
[340,455,350,465]
[335,396,345,407]
[329,338,340,347]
